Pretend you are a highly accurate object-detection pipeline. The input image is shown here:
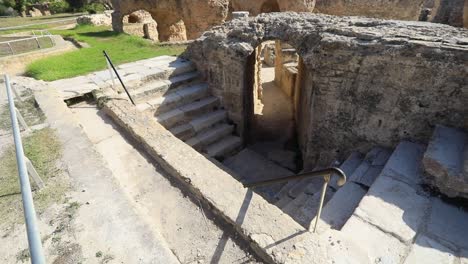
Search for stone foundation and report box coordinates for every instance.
[183,13,468,169]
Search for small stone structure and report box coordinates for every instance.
[184,12,468,169]
[110,0,315,41]
[123,10,159,41]
[26,3,52,17]
[77,12,113,26]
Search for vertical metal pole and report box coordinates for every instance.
[15,108,30,132]
[7,42,14,55]
[35,37,41,49]
[4,75,46,264]
[313,174,330,233]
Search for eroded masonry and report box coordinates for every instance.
[93,12,468,263]
[110,0,467,42]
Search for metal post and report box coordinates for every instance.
[313,174,330,233]
[4,74,46,264]
[15,107,30,132]
[35,37,41,49]
[25,156,45,189]
[7,42,14,55]
[102,50,136,105]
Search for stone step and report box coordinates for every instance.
[132,71,200,102]
[274,156,347,208]
[186,124,234,150]
[281,151,365,228]
[340,141,429,264]
[326,145,414,232]
[169,110,227,141]
[170,124,195,141]
[189,110,227,133]
[348,147,392,188]
[422,125,468,198]
[223,148,293,201]
[141,83,210,114]
[281,186,335,229]
[205,136,242,159]
[156,96,220,129]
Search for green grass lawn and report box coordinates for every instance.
[0,13,82,35]
[25,25,187,81]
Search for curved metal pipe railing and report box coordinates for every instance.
[243,167,347,233]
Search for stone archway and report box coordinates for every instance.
[260,0,280,13]
[183,12,467,169]
[122,10,159,41]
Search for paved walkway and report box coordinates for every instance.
[69,101,261,263]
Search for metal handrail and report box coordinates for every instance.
[4,75,46,263]
[243,167,347,233]
[102,50,136,105]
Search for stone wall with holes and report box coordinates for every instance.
[183,12,468,169]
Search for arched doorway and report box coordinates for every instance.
[122,10,159,41]
[237,40,304,174]
[260,0,280,13]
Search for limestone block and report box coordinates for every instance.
[423,125,468,198]
[123,23,145,37]
[29,7,43,17]
[262,42,276,67]
[77,13,112,26]
[403,235,456,264]
[426,198,468,249]
[316,182,367,231]
[380,141,425,188]
[279,65,297,98]
[341,216,407,264]
[144,22,159,41]
[354,175,430,242]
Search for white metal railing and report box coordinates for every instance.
[0,35,55,56]
[4,74,46,264]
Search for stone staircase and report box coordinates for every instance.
[132,58,242,159]
[273,131,467,263]
[221,124,468,263]
[269,146,392,229]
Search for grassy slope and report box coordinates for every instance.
[0,128,66,226]
[0,13,82,35]
[25,25,187,81]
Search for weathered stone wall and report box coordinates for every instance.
[111,0,229,41]
[122,10,159,41]
[230,0,314,14]
[183,13,468,168]
[314,0,468,28]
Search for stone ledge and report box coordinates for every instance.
[102,98,369,264]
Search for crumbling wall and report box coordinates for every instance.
[111,0,229,41]
[123,10,159,41]
[314,0,468,28]
[183,12,468,169]
[230,0,315,14]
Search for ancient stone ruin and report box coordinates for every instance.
[122,10,159,41]
[110,0,467,43]
[93,11,468,260]
[184,12,466,169]
[110,0,315,41]
[314,0,468,28]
